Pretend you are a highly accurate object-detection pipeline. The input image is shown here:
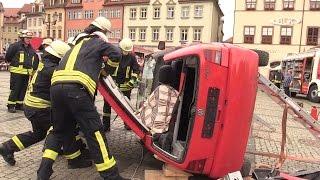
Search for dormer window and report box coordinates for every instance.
[39,4,44,12]
[32,5,35,13]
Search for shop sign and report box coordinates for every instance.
[272,18,301,26]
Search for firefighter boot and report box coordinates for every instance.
[37,159,54,180]
[67,155,92,169]
[0,144,15,166]
[102,116,111,132]
[7,105,16,113]
[101,166,129,180]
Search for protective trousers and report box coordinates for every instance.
[102,90,131,130]
[38,84,118,179]
[7,73,29,108]
[3,107,51,152]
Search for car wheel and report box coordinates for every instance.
[308,85,320,102]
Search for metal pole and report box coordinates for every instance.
[299,0,306,52]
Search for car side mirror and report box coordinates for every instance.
[251,49,269,67]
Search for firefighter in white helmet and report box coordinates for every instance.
[5,30,39,113]
[102,37,140,131]
[0,40,73,166]
[37,17,127,180]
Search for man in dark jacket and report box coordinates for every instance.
[6,30,39,113]
[37,17,127,180]
[102,38,140,131]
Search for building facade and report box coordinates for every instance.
[122,0,223,47]
[26,2,45,37]
[233,0,320,75]
[102,0,125,43]
[43,0,67,40]
[0,2,4,53]
[2,8,20,50]
[18,4,32,30]
[65,0,104,40]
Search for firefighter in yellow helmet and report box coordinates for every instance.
[102,38,140,131]
[0,40,73,166]
[5,30,39,113]
[37,17,127,180]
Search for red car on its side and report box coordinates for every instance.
[98,43,266,179]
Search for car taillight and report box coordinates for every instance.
[187,159,206,173]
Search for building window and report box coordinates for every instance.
[32,5,35,13]
[154,7,160,19]
[244,26,255,43]
[84,10,94,19]
[180,28,188,42]
[27,18,31,27]
[194,6,203,17]
[38,18,42,26]
[307,27,319,45]
[47,30,50,37]
[152,28,159,41]
[261,26,273,44]
[166,28,173,41]
[39,4,44,12]
[98,9,105,17]
[33,18,37,26]
[52,30,56,38]
[14,27,18,32]
[115,30,121,38]
[140,8,147,19]
[265,0,276,10]
[58,30,62,39]
[246,0,257,10]
[129,28,136,41]
[71,0,81,3]
[181,6,189,18]
[115,9,120,18]
[58,13,62,21]
[283,0,295,10]
[39,31,42,37]
[193,28,201,41]
[8,27,11,32]
[280,26,292,44]
[167,7,174,19]
[139,28,146,40]
[130,8,137,19]
[310,0,320,10]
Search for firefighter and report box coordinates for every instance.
[6,30,39,113]
[0,40,80,166]
[37,17,126,180]
[102,38,140,132]
[39,38,53,54]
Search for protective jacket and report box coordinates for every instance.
[51,35,121,97]
[5,41,39,75]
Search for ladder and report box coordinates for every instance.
[257,73,320,140]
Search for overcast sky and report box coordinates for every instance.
[1,0,234,40]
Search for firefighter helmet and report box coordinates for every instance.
[45,40,71,59]
[91,17,112,33]
[42,38,53,46]
[119,38,133,52]
[19,30,33,38]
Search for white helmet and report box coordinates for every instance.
[42,38,53,46]
[91,17,112,33]
[45,40,71,59]
[19,30,33,38]
[119,38,133,52]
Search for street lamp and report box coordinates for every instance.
[42,11,58,37]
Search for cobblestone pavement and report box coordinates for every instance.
[0,71,319,179]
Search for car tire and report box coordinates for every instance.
[308,85,320,103]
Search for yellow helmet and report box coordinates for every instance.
[91,17,112,33]
[45,40,71,59]
[19,30,33,38]
[119,38,133,52]
[42,38,53,46]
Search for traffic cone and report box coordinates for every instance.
[310,106,318,121]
